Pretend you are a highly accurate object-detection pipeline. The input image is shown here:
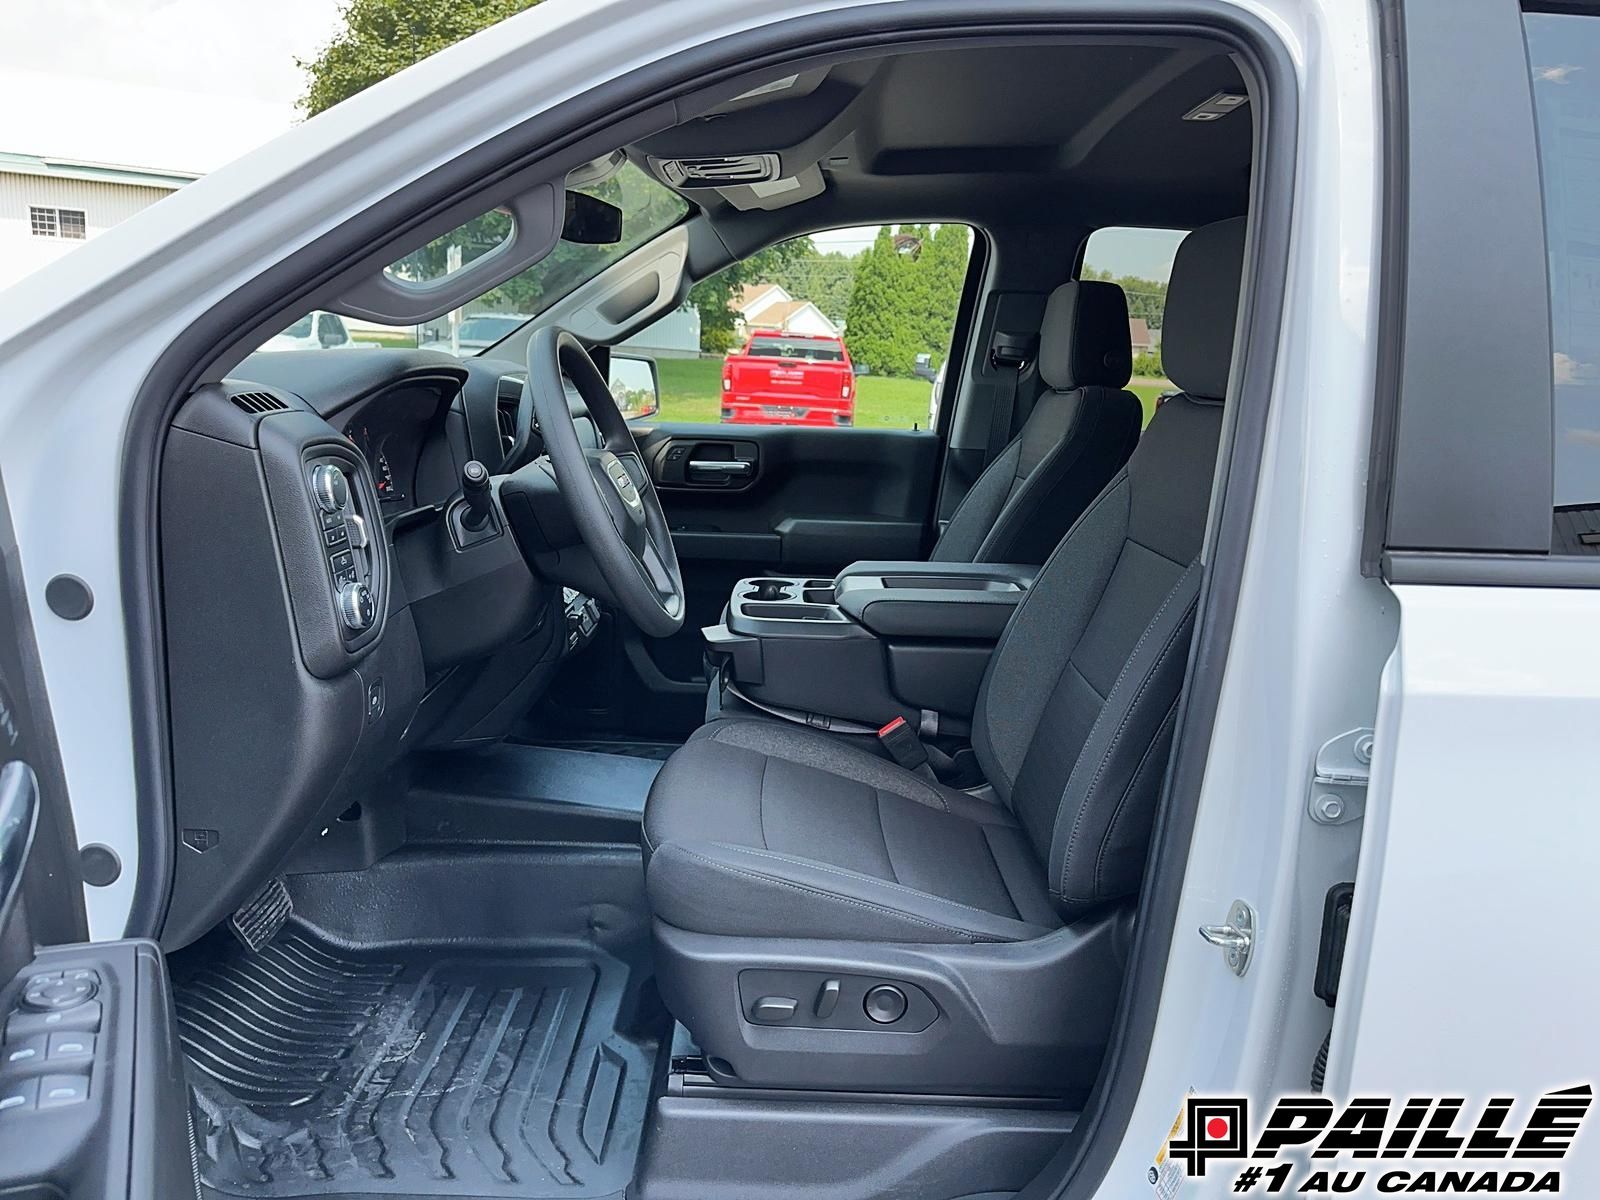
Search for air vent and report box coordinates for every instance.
[496,377,525,460]
[496,397,519,458]
[230,390,288,415]
[650,154,781,188]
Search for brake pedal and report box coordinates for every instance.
[228,877,292,952]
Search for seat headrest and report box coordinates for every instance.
[1162,216,1247,401]
[1038,280,1132,392]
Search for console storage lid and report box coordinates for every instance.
[833,561,1035,639]
[708,563,1035,727]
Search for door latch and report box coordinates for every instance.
[1308,728,1374,825]
[1199,900,1256,977]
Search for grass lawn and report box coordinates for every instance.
[653,356,1172,429]
[353,329,419,349]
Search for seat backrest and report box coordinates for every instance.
[972,216,1248,919]
[931,281,1143,565]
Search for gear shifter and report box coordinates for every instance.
[461,460,493,531]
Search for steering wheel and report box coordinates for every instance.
[525,327,685,637]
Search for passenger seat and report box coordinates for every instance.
[931,280,1143,565]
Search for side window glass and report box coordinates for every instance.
[624,224,973,429]
[1081,226,1186,425]
[1526,10,1600,553]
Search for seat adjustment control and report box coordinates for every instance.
[750,995,798,1023]
[863,984,908,1025]
[814,979,841,1019]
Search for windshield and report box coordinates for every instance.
[256,160,688,356]
[457,316,525,341]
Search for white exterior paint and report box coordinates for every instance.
[1330,586,1600,1194]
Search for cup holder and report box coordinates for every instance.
[745,579,795,602]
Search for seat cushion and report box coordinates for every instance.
[643,718,1061,944]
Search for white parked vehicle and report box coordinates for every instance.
[254,308,369,351]
[0,1,1594,1198]
[417,312,533,355]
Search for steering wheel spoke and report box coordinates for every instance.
[524,328,685,636]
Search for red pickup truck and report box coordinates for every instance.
[720,331,856,426]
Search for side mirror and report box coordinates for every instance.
[562,191,624,245]
[609,351,660,420]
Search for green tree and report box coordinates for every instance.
[915,223,970,365]
[299,0,688,318]
[1082,265,1168,329]
[688,236,817,353]
[839,225,970,376]
[298,0,544,117]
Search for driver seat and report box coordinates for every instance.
[641,217,1246,1097]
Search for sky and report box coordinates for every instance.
[0,0,1175,280]
[0,0,343,171]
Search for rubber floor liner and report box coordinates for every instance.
[172,926,662,1199]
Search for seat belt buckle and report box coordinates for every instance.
[877,717,930,772]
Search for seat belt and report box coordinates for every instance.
[983,331,1036,468]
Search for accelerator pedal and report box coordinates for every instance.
[227,877,292,952]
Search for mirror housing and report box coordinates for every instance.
[562,191,624,245]
[609,351,660,419]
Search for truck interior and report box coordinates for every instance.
[1,28,1272,1200]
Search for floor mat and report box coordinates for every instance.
[173,926,662,1200]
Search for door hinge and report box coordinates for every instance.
[1199,900,1256,977]
[1308,727,1374,826]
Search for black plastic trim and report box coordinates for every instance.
[116,8,1295,1200]
[1360,0,1409,577]
[1382,549,1600,587]
[1380,0,1553,554]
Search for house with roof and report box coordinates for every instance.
[734,283,840,339]
[0,151,199,293]
[0,68,292,296]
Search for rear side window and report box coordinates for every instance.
[1082,226,1186,424]
[1527,10,1600,552]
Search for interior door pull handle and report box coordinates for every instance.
[688,460,753,475]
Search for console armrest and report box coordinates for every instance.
[833,561,1035,640]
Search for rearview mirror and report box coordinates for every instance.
[609,352,660,419]
[562,191,624,245]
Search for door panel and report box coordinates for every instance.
[0,488,193,1198]
[539,424,941,738]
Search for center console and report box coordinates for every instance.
[705,560,1035,730]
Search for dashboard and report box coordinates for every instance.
[155,346,598,950]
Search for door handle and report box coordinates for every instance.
[688,460,753,476]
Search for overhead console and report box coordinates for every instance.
[705,560,1034,730]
